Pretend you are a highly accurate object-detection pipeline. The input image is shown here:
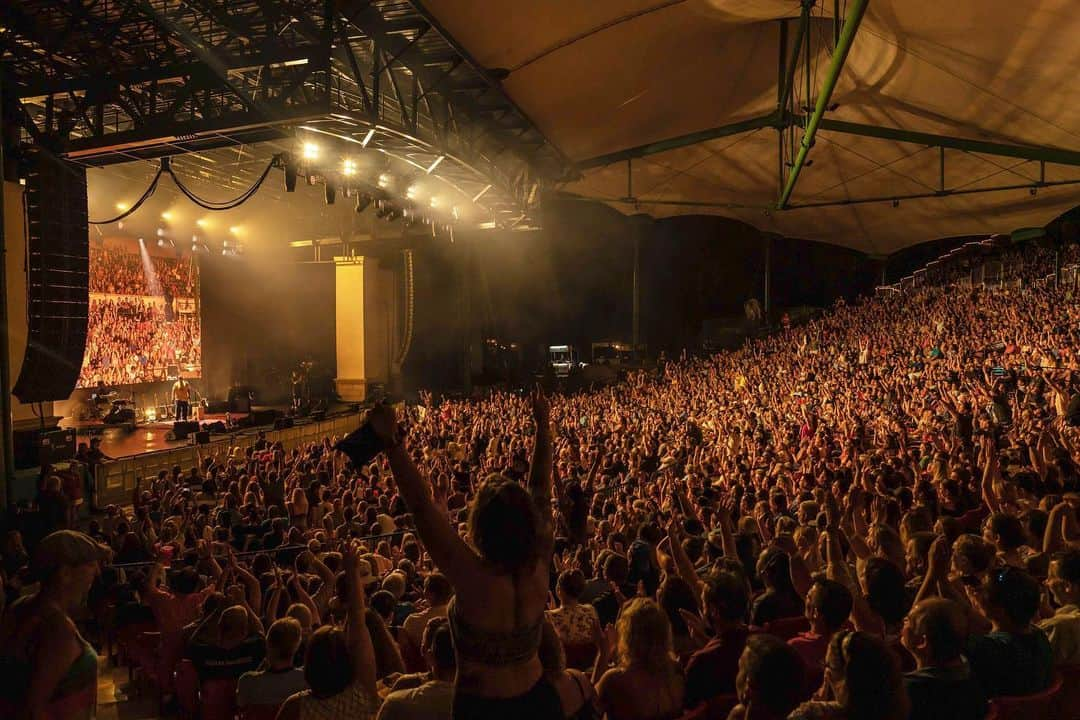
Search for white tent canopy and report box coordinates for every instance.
[421,0,1080,252]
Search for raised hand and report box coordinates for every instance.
[368,403,399,448]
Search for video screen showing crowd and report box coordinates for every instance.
[77,238,202,388]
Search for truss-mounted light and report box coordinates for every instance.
[342,158,357,176]
[302,142,320,161]
[361,128,376,147]
[426,155,445,174]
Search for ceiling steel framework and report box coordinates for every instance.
[570,2,1080,214]
[0,0,569,224]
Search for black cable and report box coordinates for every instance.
[88,165,165,224]
[166,156,277,211]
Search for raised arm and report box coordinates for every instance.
[527,390,554,509]
[343,542,378,698]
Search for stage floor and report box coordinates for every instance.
[58,403,354,459]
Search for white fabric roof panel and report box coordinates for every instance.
[421,0,1080,252]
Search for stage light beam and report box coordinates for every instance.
[342,158,357,176]
[361,128,376,147]
[302,142,320,160]
[426,155,445,174]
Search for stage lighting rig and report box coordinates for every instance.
[302,142,320,161]
[278,152,298,193]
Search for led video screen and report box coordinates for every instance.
[77,237,201,387]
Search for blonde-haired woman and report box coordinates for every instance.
[595,598,683,720]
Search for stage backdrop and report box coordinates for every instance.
[201,257,336,404]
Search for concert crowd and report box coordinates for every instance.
[6,265,1080,720]
[78,297,202,387]
[90,245,196,299]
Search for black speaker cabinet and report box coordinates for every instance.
[12,150,89,403]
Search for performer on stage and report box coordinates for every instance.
[172,376,192,421]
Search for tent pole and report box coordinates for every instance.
[777,0,870,209]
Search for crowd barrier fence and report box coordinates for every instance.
[93,412,362,507]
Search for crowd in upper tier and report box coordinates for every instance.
[5,254,1080,720]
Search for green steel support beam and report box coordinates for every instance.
[792,115,1080,167]
[576,111,780,170]
[777,0,870,208]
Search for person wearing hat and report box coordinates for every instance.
[0,530,111,720]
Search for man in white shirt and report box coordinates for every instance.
[173,376,192,421]
[377,619,454,720]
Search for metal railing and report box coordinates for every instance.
[93,412,362,506]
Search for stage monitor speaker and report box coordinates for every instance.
[12,150,89,403]
[274,417,294,431]
[311,410,326,421]
[171,421,200,439]
[194,431,211,445]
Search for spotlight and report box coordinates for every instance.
[117,221,124,230]
[355,193,372,213]
[378,173,391,189]
[229,226,240,235]
[302,142,319,161]
[342,158,357,176]
[157,238,165,247]
[115,202,129,211]
[156,227,165,237]
[325,182,336,205]
[161,211,172,221]
[429,196,441,209]
[192,234,199,243]
[283,152,298,192]
[406,185,419,200]
[196,218,209,228]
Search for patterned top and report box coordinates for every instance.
[547,603,600,647]
[295,682,381,720]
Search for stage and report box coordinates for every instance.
[57,403,350,459]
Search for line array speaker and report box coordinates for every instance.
[12,149,89,403]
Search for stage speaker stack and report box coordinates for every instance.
[12,150,89,403]
[166,421,200,441]
[193,430,211,445]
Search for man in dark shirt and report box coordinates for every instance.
[965,567,1053,698]
[901,598,988,720]
[188,605,265,681]
[684,570,755,709]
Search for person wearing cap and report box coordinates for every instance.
[0,530,111,720]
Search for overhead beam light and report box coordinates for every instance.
[426,155,445,174]
[196,218,209,228]
[302,142,319,161]
[377,173,391,189]
[342,158,357,176]
[429,196,441,208]
[361,128,376,147]
[406,185,419,200]
[472,184,492,202]
[115,202,129,211]
[161,211,172,221]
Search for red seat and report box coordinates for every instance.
[987,673,1063,720]
[763,616,810,640]
[201,677,239,720]
[680,693,739,720]
[1056,664,1080,719]
[239,704,282,720]
[173,659,200,719]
